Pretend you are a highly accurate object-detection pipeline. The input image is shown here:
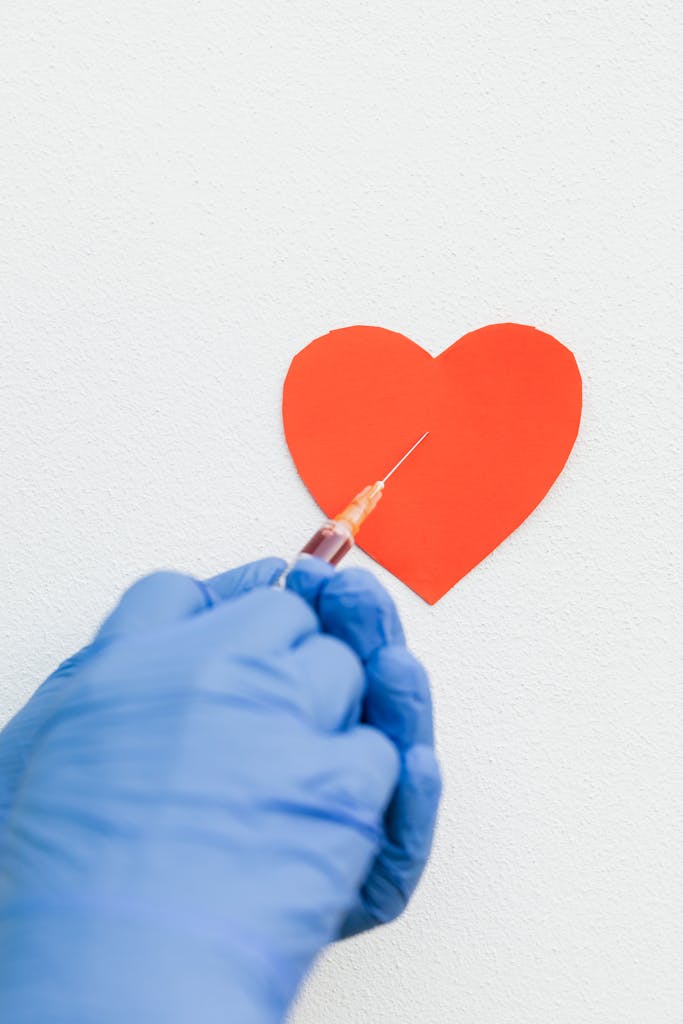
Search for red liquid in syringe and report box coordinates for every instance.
[300,522,353,565]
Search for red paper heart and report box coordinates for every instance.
[283,324,582,604]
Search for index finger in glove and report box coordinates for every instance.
[287,563,430,748]
[289,566,405,663]
[281,634,364,731]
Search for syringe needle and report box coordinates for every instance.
[381,431,430,484]
[294,429,430,570]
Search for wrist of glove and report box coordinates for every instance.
[0,558,441,1024]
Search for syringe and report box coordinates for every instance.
[298,431,429,566]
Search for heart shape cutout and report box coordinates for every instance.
[283,324,582,603]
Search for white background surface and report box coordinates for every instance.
[1,3,681,1021]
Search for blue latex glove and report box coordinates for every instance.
[0,558,441,1023]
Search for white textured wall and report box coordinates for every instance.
[1,3,681,1021]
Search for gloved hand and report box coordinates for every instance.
[0,557,440,1024]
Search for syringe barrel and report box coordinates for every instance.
[300,520,354,565]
